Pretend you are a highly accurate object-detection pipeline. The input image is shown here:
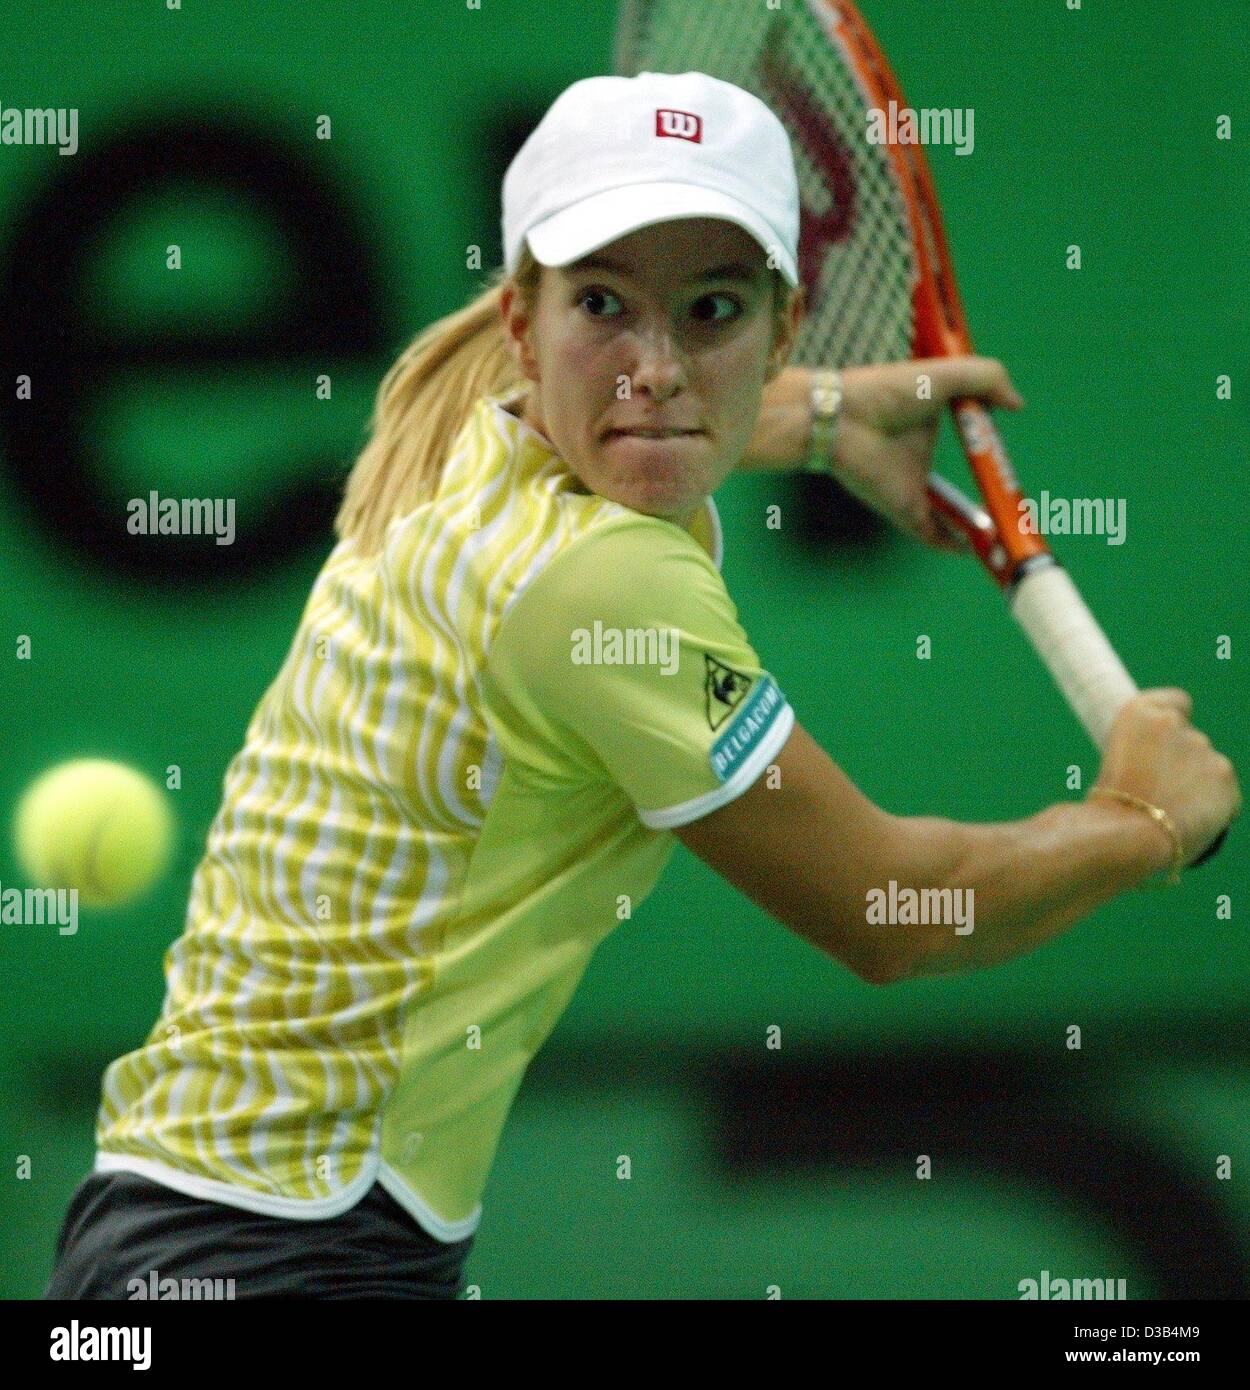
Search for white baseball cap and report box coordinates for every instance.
[502,71,801,288]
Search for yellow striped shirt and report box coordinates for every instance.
[94,386,794,1240]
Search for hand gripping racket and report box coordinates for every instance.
[616,0,1227,864]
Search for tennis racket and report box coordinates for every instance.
[616,0,1227,862]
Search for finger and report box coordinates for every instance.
[930,510,972,552]
[1138,687,1194,719]
[925,356,1024,410]
[918,510,971,552]
[920,495,974,550]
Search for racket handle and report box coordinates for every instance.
[1008,562,1137,749]
[1011,562,1232,871]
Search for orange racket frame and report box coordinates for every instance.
[829,0,1051,588]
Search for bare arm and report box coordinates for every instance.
[876,801,1169,980]
[741,360,1023,474]
[674,722,1167,985]
[673,698,1238,986]
[737,365,814,472]
[739,359,1024,550]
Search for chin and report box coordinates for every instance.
[612,462,682,502]
[627,485,700,521]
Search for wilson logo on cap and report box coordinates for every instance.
[655,109,702,142]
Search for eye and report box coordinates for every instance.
[690,291,743,324]
[577,286,624,318]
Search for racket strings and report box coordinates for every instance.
[616,0,919,370]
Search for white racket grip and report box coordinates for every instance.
[1009,564,1138,749]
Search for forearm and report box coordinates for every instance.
[877,799,1173,981]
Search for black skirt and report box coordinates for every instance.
[43,1170,475,1300]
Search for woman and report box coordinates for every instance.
[45,71,1238,1300]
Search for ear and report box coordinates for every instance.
[500,281,540,383]
[764,284,805,384]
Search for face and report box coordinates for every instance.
[501,218,802,527]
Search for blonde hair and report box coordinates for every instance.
[334,246,793,557]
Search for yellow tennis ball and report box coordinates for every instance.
[13,759,174,908]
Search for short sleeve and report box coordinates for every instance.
[484,517,795,828]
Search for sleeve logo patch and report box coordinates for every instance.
[710,674,785,783]
[704,654,754,732]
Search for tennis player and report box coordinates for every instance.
[45,72,1238,1300]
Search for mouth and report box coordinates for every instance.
[604,428,704,441]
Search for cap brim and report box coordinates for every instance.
[525,182,799,287]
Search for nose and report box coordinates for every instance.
[626,319,686,402]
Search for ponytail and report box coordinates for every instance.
[333,250,542,557]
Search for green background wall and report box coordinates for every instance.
[0,0,1245,1297]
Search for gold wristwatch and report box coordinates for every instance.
[801,368,843,475]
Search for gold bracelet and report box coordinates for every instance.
[801,368,843,475]
[1088,786,1184,888]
